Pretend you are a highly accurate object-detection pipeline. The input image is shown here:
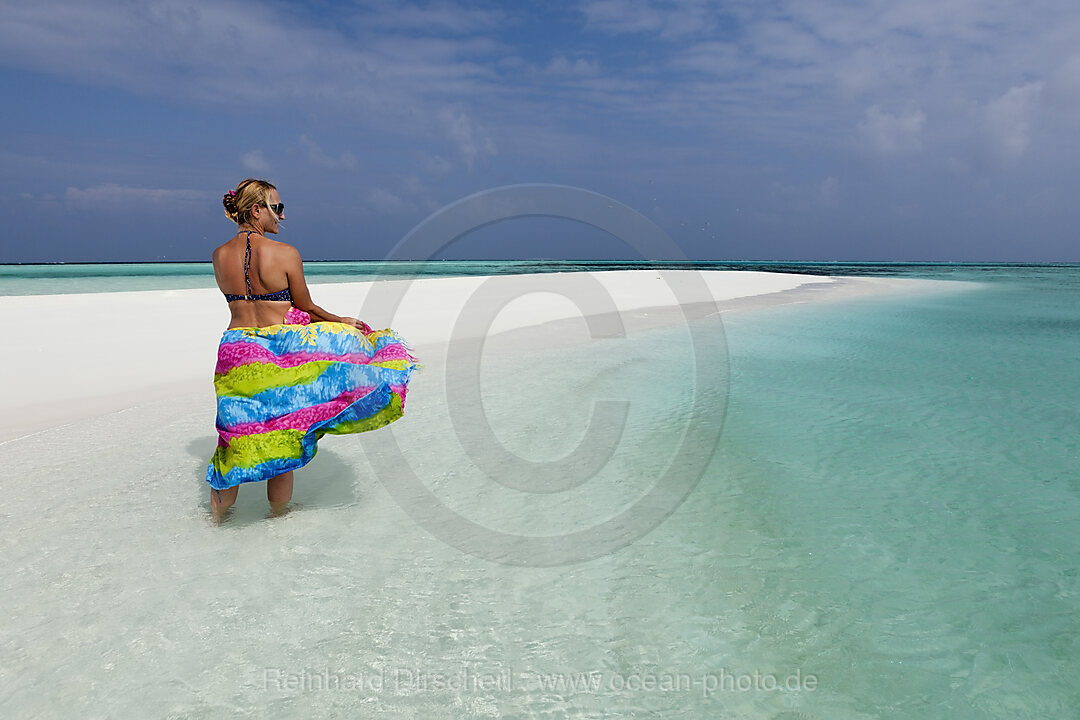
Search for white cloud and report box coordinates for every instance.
[241,150,270,172]
[400,176,426,196]
[363,175,436,216]
[580,0,667,34]
[366,187,410,214]
[546,55,600,76]
[437,106,497,169]
[0,0,499,127]
[355,1,503,34]
[580,0,713,38]
[671,41,742,76]
[298,135,358,171]
[4,0,1080,210]
[1051,54,1080,98]
[744,17,827,66]
[858,106,926,157]
[985,81,1043,160]
[16,192,61,210]
[819,176,839,204]
[64,184,206,210]
[425,154,453,175]
[1,0,1073,165]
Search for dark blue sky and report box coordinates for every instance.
[2,0,1079,263]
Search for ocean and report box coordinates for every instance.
[0,259,1060,295]
[2,262,1077,718]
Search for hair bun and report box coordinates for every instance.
[222,190,239,220]
[223,179,275,225]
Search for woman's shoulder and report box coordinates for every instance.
[211,238,234,262]
[268,238,301,260]
[213,234,243,252]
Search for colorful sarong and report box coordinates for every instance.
[206,309,417,490]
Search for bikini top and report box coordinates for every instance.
[223,231,293,303]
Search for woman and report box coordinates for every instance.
[207,178,416,521]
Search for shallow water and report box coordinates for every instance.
[3,270,1079,717]
[714,277,1080,718]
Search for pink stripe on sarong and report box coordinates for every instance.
[215,383,411,448]
[215,340,413,374]
[372,345,416,362]
[218,385,378,442]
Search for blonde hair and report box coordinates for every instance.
[222,178,277,225]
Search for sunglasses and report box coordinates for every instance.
[263,202,285,215]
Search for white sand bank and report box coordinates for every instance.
[0,270,955,443]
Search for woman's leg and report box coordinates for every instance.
[210,485,239,522]
[267,470,294,515]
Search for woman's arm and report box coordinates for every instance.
[283,246,363,326]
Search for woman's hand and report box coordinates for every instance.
[340,317,373,333]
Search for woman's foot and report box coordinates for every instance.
[267,471,294,515]
[210,486,239,524]
[269,501,291,518]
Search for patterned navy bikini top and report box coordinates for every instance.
[223,231,293,303]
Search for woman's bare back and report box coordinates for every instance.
[214,235,293,329]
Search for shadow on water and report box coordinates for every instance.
[183,436,369,525]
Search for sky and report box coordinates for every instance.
[2,0,1079,263]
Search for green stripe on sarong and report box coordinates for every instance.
[373,359,415,372]
[215,361,334,397]
[318,392,404,436]
[210,428,305,474]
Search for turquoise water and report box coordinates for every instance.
[2,265,1078,717]
[2,260,1071,295]
[0,260,511,295]
[711,271,1080,717]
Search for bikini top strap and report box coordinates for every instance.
[243,230,254,299]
